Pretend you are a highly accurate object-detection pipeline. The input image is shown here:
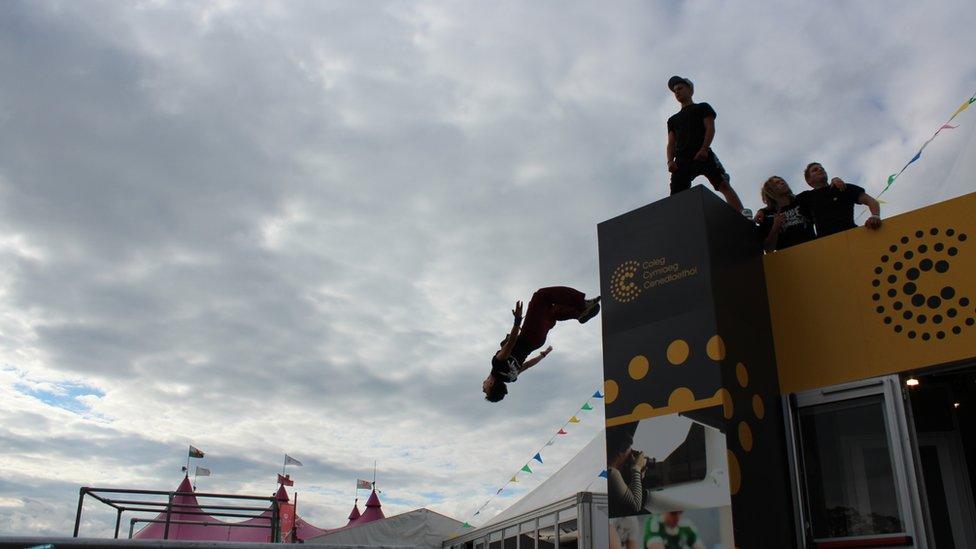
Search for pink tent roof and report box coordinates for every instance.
[357,490,385,523]
[133,476,330,542]
[132,476,273,542]
[347,501,362,523]
[321,489,385,536]
[274,486,331,541]
[294,516,331,541]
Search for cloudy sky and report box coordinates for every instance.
[2,0,975,537]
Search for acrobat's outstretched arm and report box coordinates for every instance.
[496,300,523,361]
[520,346,552,373]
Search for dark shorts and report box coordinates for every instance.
[670,151,731,195]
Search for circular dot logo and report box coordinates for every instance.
[609,260,642,303]
[872,227,972,341]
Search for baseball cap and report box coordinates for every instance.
[668,76,693,91]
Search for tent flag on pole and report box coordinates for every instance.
[188,446,205,458]
[195,466,211,477]
[356,479,372,490]
[284,455,303,466]
[533,453,543,464]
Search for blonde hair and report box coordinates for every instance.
[761,176,794,207]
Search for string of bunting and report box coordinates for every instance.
[880,91,976,198]
[458,389,605,530]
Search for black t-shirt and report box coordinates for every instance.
[796,184,866,237]
[667,102,717,160]
[757,201,816,251]
[490,354,520,383]
[491,337,534,383]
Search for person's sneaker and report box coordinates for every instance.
[578,296,601,324]
[741,208,753,220]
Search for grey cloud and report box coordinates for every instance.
[1,0,974,536]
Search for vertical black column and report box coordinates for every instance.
[598,186,794,546]
[73,488,86,537]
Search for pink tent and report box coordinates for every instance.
[228,486,331,543]
[357,490,385,524]
[345,501,362,526]
[133,476,330,542]
[310,489,385,537]
[132,476,273,541]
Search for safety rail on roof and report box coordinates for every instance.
[73,485,282,541]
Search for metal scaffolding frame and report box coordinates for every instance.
[72,485,281,542]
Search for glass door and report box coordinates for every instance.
[788,376,926,548]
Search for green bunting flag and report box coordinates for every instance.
[881,91,975,197]
[461,387,602,531]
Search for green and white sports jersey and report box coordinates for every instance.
[643,514,701,549]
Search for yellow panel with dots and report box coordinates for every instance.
[605,336,758,433]
[765,191,976,394]
[666,339,690,365]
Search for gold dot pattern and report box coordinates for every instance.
[719,388,734,419]
[632,402,655,418]
[752,394,765,419]
[738,421,753,452]
[609,261,642,303]
[628,355,649,380]
[736,363,749,387]
[603,334,768,502]
[668,387,696,409]
[666,339,690,365]
[706,335,726,361]
[727,450,741,495]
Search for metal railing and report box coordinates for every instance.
[73,485,281,541]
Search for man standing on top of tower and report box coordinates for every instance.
[665,76,747,215]
[797,162,882,237]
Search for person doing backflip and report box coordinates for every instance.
[483,287,601,402]
[665,76,746,214]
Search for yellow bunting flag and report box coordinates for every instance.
[510,476,518,483]
[569,416,581,423]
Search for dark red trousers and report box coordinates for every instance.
[512,286,586,360]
